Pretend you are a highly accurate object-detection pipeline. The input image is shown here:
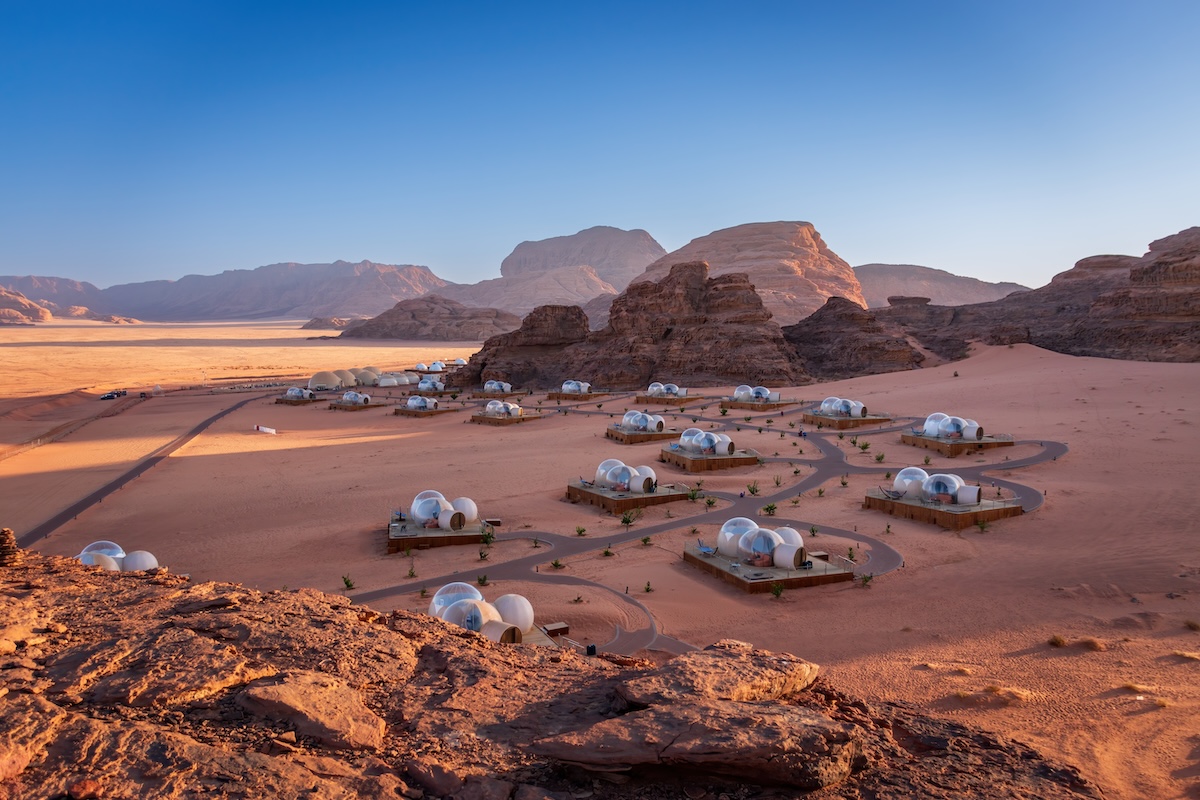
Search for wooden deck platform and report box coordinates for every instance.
[682,546,854,593]
[392,407,458,417]
[275,397,320,405]
[659,447,759,472]
[546,391,610,401]
[604,427,681,444]
[470,413,543,426]
[385,518,486,553]
[632,394,698,406]
[409,389,461,397]
[720,400,798,412]
[565,482,690,514]
[469,391,525,400]
[900,432,1015,457]
[801,412,892,429]
[861,488,1024,529]
[328,402,375,411]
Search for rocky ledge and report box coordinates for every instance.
[340,295,522,341]
[0,548,1102,799]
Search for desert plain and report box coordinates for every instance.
[1,319,1198,799]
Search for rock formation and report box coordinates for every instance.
[436,265,618,318]
[875,226,1200,362]
[500,225,666,290]
[0,288,53,325]
[339,295,521,341]
[854,263,1028,308]
[97,260,450,321]
[41,303,140,324]
[0,552,1102,799]
[459,262,802,389]
[633,222,866,325]
[782,297,925,379]
[579,291,617,329]
[0,276,106,313]
[299,316,366,331]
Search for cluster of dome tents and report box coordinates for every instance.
[675,427,736,456]
[616,410,666,432]
[713,518,809,569]
[818,396,869,418]
[919,412,984,440]
[305,359,466,393]
[409,490,480,531]
[75,540,160,572]
[732,385,779,403]
[428,582,535,642]
[645,382,687,398]
[482,380,513,393]
[590,459,658,493]
[559,380,592,394]
[891,467,981,504]
[480,400,523,418]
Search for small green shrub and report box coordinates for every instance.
[747,480,760,496]
[644,580,654,593]
[762,503,777,516]
[576,525,587,536]
[551,559,563,569]
[641,536,652,546]
[341,575,355,590]
[477,574,489,586]
[770,582,785,599]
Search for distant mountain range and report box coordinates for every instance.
[1,225,1029,324]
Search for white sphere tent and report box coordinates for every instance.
[429,583,536,642]
[76,540,161,572]
[645,381,686,397]
[483,379,513,393]
[559,380,592,394]
[819,396,868,418]
[409,489,480,531]
[618,410,666,432]
[340,391,370,405]
[417,378,445,392]
[406,396,439,410]
[732,385,779,403]
[713,519,809,569]
[890,468,981,504]
[677,427,735,456]
[284,387,315,400]
[921,412,984,440]
[590,458,657,493]
[482,400,523,418]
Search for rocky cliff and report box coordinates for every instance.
[0,276,107,313]
[633,222,866,325]
[95,260,450,321]
[340,295,521,341]
[782,297,925,379]
[875,226,1200,362]
[499,225,666,290]
[854,263,1028,308]
[0,288,53,325]
[460,262,802,389]
[0,549,1101,799]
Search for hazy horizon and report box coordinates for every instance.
[2,2,1196,290]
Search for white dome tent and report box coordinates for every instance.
[340,391,370,405]
[617,411,665,432]
[417,378,445,392]
[308,371,341,391]
[75,540,162,572]
[406,396,439,411]
[677,429,735,456]
[482,400,522,418]
[589,458,656,493]
[453,358,467,366]
[646,381,687,398]
[410,489,480,531]
[429,584,537,643]
[559,380,591,394]
[483,380,513,393]
[334,369,357,388]
[818,396,867,418]
[920,412,985,440]
[285,387,315,400]
[711,520,808,569]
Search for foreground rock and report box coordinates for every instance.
[459,262,802,389]
[0,552,1103,799]
[340,295,521,341]
[633,222,866,325]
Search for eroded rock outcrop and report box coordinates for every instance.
[855,263,1028,308]
[0,552,1103,799]
[876,226,1200,362]
[783,296,925,379]
[436,265,618,318]
[300,316,366,331]
[339,295,521,341]
[459,262,801,389]
[0,288,53,325]
[633,222,866,325]
[500,226,666,290]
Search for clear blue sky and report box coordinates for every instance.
[2,1,1197,289]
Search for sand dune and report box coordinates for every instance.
[1,320,1197,799]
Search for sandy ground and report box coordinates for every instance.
[2,319,1199,799]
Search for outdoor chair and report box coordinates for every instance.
[696,539,717,556]
[879,486,906,500]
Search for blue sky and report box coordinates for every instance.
[2,1,1197,289]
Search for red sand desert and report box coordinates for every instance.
[2,319,1199,799]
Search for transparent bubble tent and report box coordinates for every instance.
[818,396,867,417]
[921,412,984,440]
[618,410,666,432]
[590,458,657,493]
[409,489,480,531]
[559,380,592,394]
[645,382,686,397]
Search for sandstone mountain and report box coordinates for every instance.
[436,226,664,316]
[579,291,618,329]
[436,265,618,318]
[876,226,1200,362]
[499,225,666,289]
[782,297,925,379]
[0,288,53,325]
[633,222,866,325]
[0,548,1101,799]
[96,260,451,321]
[458,262,802,389]
[340,295,521,341]
[854,263,1028,307]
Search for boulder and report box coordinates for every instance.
[237,671,386,750]
[855,263,1027,307]
[782,296,925,378]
